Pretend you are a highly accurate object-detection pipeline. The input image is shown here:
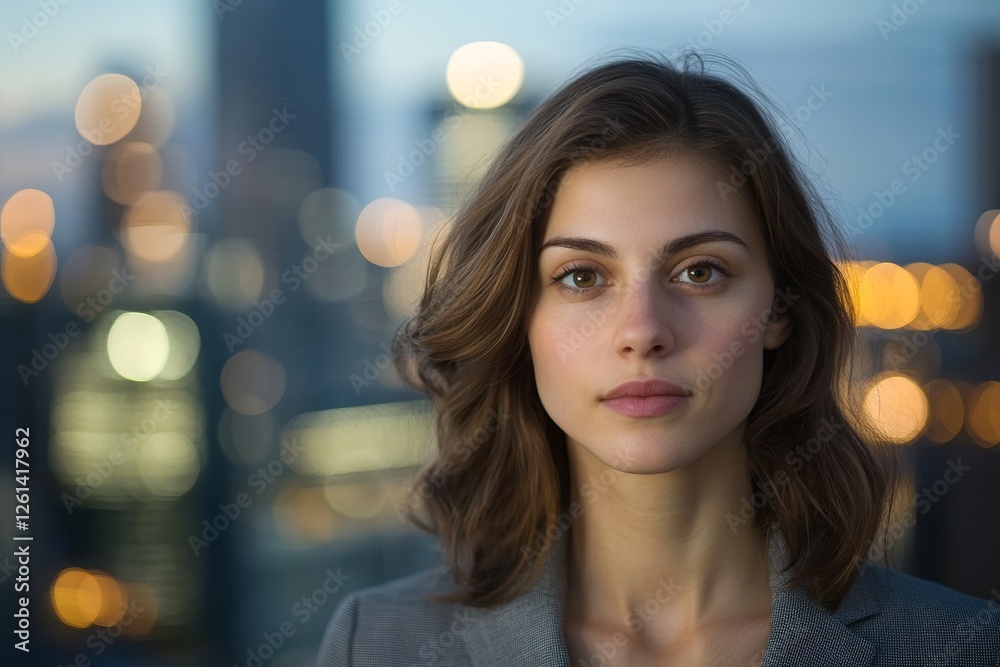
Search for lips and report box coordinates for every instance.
[601,394,689,418]
[602,378,691,400]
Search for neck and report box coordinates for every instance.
[563,425,772,636]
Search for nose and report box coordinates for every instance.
[611,276,675,358]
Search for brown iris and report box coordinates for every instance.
[686,265,711,283]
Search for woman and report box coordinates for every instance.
[316,50,1000,666]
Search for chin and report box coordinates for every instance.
[574,432,713,474]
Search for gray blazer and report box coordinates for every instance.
[315,527,1000,666]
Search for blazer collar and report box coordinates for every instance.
[461,525,882,667]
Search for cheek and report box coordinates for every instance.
[529,312,570,380]
[694,308,766,394]
[527,309,599,410]
[531,302,592,356]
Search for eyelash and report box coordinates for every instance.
[550,259,732,296]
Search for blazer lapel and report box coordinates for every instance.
[461,526,882,667]
[462,532,571,667]
[761,527,880,667]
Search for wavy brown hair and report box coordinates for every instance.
[390,49,904,612]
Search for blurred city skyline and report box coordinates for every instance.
[2,0,1000,259]
[1,1,998,664]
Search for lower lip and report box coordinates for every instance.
[601,395,690,417]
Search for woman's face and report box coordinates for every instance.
[527,153,792,473]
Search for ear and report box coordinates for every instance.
[763,306,793,350]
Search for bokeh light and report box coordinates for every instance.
[273,485,338,544]
[297,187,360,249]
[121,191,192,263]
[75,73,142,146]
[323,477,390,520]
[284,400,435,476]
[973,209,1000,258]
[966,381,1000,448]
[102,141,164,206]
[91,571,126,627]
[383,265,423,320]
[905,262,960,330]
[220,349,286,415]
[859,262,920,329]
[126,88,176,147]
[861,372,928,444]
[836,260,874,326]
[1,241,57,303]
[205,238,265,309]
[121,583,159,636]
[446,41,524,109]
[355,197,422,267]
[137,433,200,496]
[106,311,170,381]
[154,310,200,380]
[440,112,511,181]
[1,188,55,257]
[51,568,102,628]
[938,263,982,331]
[922,379,964,444]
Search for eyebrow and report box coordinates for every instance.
[538,230,750,262]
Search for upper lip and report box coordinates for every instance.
[602,379,692,400]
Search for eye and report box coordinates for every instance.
[673,259,731,290]
[550,258,732,295]
[551,262,609,294]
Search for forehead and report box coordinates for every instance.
[538,154,762,250]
